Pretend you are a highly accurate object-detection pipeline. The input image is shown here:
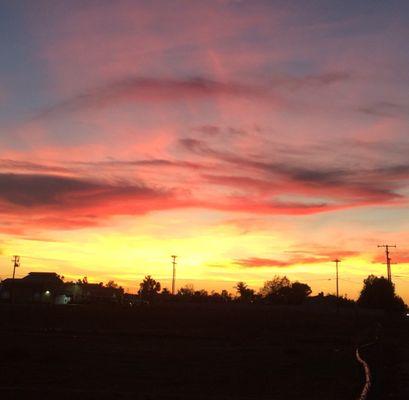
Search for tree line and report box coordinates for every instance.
[136,274,407,311]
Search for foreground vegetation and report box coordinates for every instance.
[0,303,408,399]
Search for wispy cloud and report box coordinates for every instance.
[372,252,409,265]
[236,249,361,268]
[180,137,407,207]
[271,71,353,90]
[192,125,248,137]
[357,101,407,118]
[0,159,71,174]
[33,70,354,120]
[36,77,270,119]
[235,256,323,268]
[235,256,332,268]
[0,173,187,230]
[75,158,206,171]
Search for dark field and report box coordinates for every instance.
[0,304,408,399]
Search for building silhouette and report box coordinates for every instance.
[0,272,123,305]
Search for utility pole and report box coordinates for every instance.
[171,255,177,295]
[11,255,20,304]
[12,255,20,279]
[378,244,396,283]
[333,258,341,313]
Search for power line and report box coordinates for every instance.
[393,276,409,283]
[339,278,362,285]
[308,278,332,281]
[19,255,67,262]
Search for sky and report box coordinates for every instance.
[0,0,408,299]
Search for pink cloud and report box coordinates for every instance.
[372,252,409,265]
[0,0,405,241]
[235,249,362,268]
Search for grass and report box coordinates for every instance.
[0,303,406,399]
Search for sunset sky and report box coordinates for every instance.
[0,0,408,300]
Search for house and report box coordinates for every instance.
[70,283,124,304]
[0,272,124,305]
[0,272,64,304]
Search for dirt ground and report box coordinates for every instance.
[0,303,407,399]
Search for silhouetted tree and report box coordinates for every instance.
[220,289,232,302]
[160,287,172,302]
[234,281,246,294]
[287,282,312,304]
[138,275,161,301]
[358,275,406,312]
[210,289,232,303]
[315,293,355,308]
[260,276,311,305]
[260,276,291,303]
[175,285,207,302]
[77,276,88,285]
[193,289,208,302]
[177,284,195,300]
[234,281,256,302]
[260,276,291,296]
[106,280,119,288]
[209,289,232,303]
